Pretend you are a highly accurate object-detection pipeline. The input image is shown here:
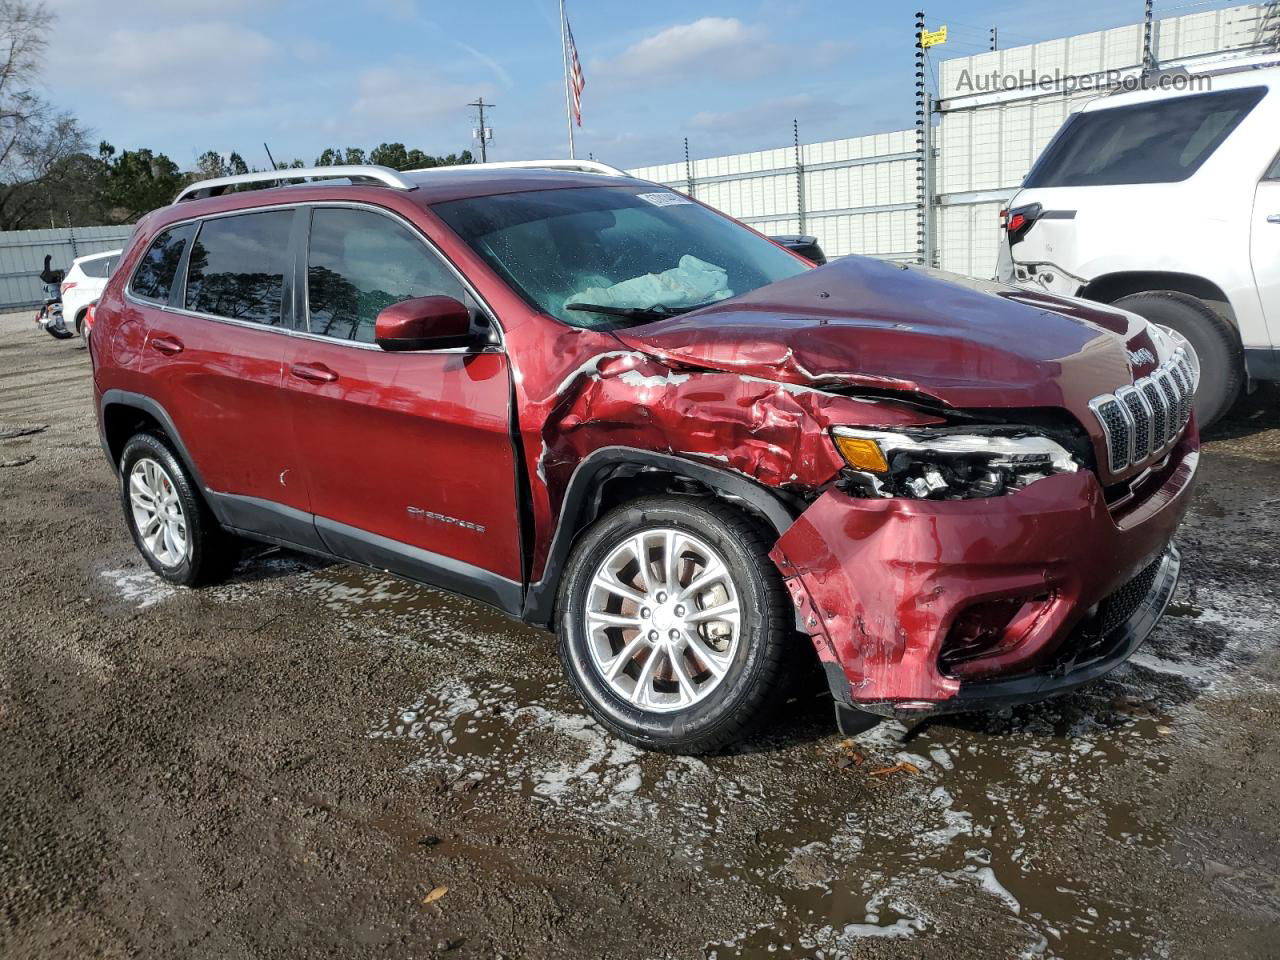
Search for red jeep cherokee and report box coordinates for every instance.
[91,161,1200,753]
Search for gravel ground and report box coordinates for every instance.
[1,309,1278,959]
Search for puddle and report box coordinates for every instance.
[95,538,1280,958]
[100,567,177,608]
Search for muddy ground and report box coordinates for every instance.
[1,308,1278,960]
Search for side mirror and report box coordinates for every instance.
[374,296,474,351]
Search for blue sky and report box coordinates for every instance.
[42,0,1242,171]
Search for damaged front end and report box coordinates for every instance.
[769,422,1197,727]
[507,254,1200,731]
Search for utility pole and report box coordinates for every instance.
[683,137,694,198]
[914,11,932,267]
[469,97,494,162]
[1142,0,1156,74]
[794,119,806,234]
[990,26,998,51]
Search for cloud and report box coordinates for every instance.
[595,17,775,81]
[347,61,494,144]
[65,22,275,111]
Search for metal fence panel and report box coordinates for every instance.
[628,128,918,260]
[0,224,134,310]
[629,3,1268,280]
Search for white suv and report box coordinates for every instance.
[62,248,121,341]
[997,61,1280,426]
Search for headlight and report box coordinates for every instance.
[832,427,1080,500]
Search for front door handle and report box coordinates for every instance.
[290,361,339,384]
[1268,214,1280,224]
[150,335,183,356]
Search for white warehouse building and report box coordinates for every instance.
[627,2,1278,279]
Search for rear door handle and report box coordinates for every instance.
[1268,214,1280,224]
[289,361,339,384]
[150,335,183,356]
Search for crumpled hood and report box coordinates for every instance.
[612,256,1161,414]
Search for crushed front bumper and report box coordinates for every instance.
[770,434,1198,720]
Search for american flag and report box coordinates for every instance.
[566,18,585,126]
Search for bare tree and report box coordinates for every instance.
[0,1,88,229]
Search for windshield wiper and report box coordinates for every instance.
[564,300,718,320]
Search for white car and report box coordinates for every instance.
[997,59,1280,426]
[61,249,121,341]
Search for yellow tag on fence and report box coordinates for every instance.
[921,25,948,49]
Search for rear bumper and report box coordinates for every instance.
[770,432,1198,714]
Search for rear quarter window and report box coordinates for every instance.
[1024,86,1267,187]
[129,224,196,304]
[79,256,115,279]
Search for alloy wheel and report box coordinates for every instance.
[583,527,741,712]
[128,457,189,567]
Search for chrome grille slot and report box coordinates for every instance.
[1168,363,1191,425]
[1092,398,1130,471]
[1141,379,1169,447]
[1117,387,1151,461]
[1157,371,1180,430]
[1089,348,1197,475]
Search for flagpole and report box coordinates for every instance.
[559,0,576,158]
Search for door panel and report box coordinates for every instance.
[142,314,299,509]
[283,342,521,582]
[136,209,311,524]
[1253,177,1280,339]
[283,205,522,588]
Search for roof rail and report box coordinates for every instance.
[174,164,417,204]
[405,158,630,178]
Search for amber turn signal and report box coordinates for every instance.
[833,435,889,473]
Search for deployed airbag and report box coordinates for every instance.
[566,255,732,312]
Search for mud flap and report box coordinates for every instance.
[834,702,881,735]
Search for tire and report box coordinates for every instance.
[118,432,238,587]
[76,309,89,344]
[1112,291,1243,429]
[557,495,792,754]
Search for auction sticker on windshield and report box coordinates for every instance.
[637,192,693,207]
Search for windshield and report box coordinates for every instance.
[433,185,810,330]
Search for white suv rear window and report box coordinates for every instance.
[1025,86,1266,188]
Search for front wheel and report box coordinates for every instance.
[557,496,792,754]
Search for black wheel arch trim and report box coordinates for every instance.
[98,389,228,525]
[520,446,800,627]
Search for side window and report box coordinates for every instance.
[185,210,294,326]
[306,207,467,343]
[129,224,196,304]
[80,258,108,279]
[1266,151,1280,181]
[104,255,119,277]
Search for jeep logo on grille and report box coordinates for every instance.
[1127,348,1156,368]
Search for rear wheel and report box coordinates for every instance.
[557,496,792,754]
[119,432,238,586]
[1112,291,1243,428]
